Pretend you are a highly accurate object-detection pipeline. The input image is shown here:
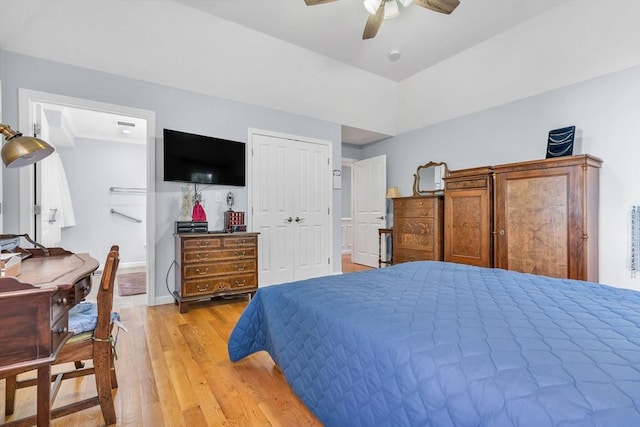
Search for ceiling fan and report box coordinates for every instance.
[304,0,460,40]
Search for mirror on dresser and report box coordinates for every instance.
[412,161,449,196]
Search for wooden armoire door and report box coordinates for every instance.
[493,155,602,282]
[444,167,493,267]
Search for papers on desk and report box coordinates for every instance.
[0,253,21,277]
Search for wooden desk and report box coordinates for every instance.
[378,228,393,268]
[0,250,99,427]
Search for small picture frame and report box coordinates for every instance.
[546,126,575,158]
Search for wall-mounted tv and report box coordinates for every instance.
[163,129,246,186]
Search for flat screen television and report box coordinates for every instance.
[163,129,246,186]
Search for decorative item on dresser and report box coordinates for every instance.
[493,154,601,282]
[444,166,494,267]
[174,232,259,313]
[392,196,444,264]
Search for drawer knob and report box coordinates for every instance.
[236,239,246,245]
[234,280,246,286]
[56,297,69,305]
[197,241,209,247]
[196,253,209,260]
[234,251,246,257]
[56,327,68,335]
[195,267,210,275]
[234,264,247,271]
[196,284,210,292]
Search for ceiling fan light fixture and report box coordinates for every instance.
[384,0,400,19]
[363,0,382,15]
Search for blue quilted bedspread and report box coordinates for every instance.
[228,261,640,426]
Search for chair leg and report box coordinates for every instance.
[4,375,17,416]
[94,346,117,425]
[110,359,118,390]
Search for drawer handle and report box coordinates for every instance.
[196,284,210,292]
[56,327,68,335]
[197,241,209,247]
[195,267,210,275]
[235,239,245,245]
[234,280,246,286]
[234,251,246,257]
[234,264,247,271]
[196,253,209,260]
[56,297,69,306]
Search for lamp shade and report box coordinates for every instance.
[386,186,401,198]
[0,124,55,168]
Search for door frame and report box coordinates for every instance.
[18,89,157,306]
[247,128,334,283]
[341,157,357,257]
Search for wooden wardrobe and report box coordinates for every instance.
[444,166,494,267]
[444,154,602,282]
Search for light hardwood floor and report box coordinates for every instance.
[0,256,371,426]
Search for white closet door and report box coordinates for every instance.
[250,132,331,286]
[252,133,296,285]
[293,141,330,281]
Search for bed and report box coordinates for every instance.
[228,261,640,426]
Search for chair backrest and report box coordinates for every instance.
[94,245,120,341]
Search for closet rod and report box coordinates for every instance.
[110,209,142,223]
[110,187,146,194]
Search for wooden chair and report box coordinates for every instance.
[4,245,121,426]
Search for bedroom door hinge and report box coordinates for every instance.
[34,204,42,215]
[328,257,330,265]
[33,123,41,137]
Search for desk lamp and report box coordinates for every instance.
[0,123,55,168]
[0,123,55,256]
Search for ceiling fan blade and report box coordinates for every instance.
[304,0,338,5]
[414,0,460,14]
[362,2,385,40]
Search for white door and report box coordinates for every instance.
[353,155,387,267]
[250,131,331,286]
[293,141,331,280]
[32,103,72,247]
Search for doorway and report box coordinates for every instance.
[352,155,387,268]
[18,89,156,306]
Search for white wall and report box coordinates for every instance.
[0,0,397,137]
[58,138,146,267]
[397,0,640,134]
[0,50,343,305]
[364,65,640,291]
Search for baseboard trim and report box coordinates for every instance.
[154,295,176,306]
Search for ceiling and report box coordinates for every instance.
[40,103,147,148]
[12,1,572,146]
[175,0,567,82]
[173,0,569,144]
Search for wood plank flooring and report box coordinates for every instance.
[0,255,372,426]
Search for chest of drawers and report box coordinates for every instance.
[392,196,444,264]
[174,232,259,313]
